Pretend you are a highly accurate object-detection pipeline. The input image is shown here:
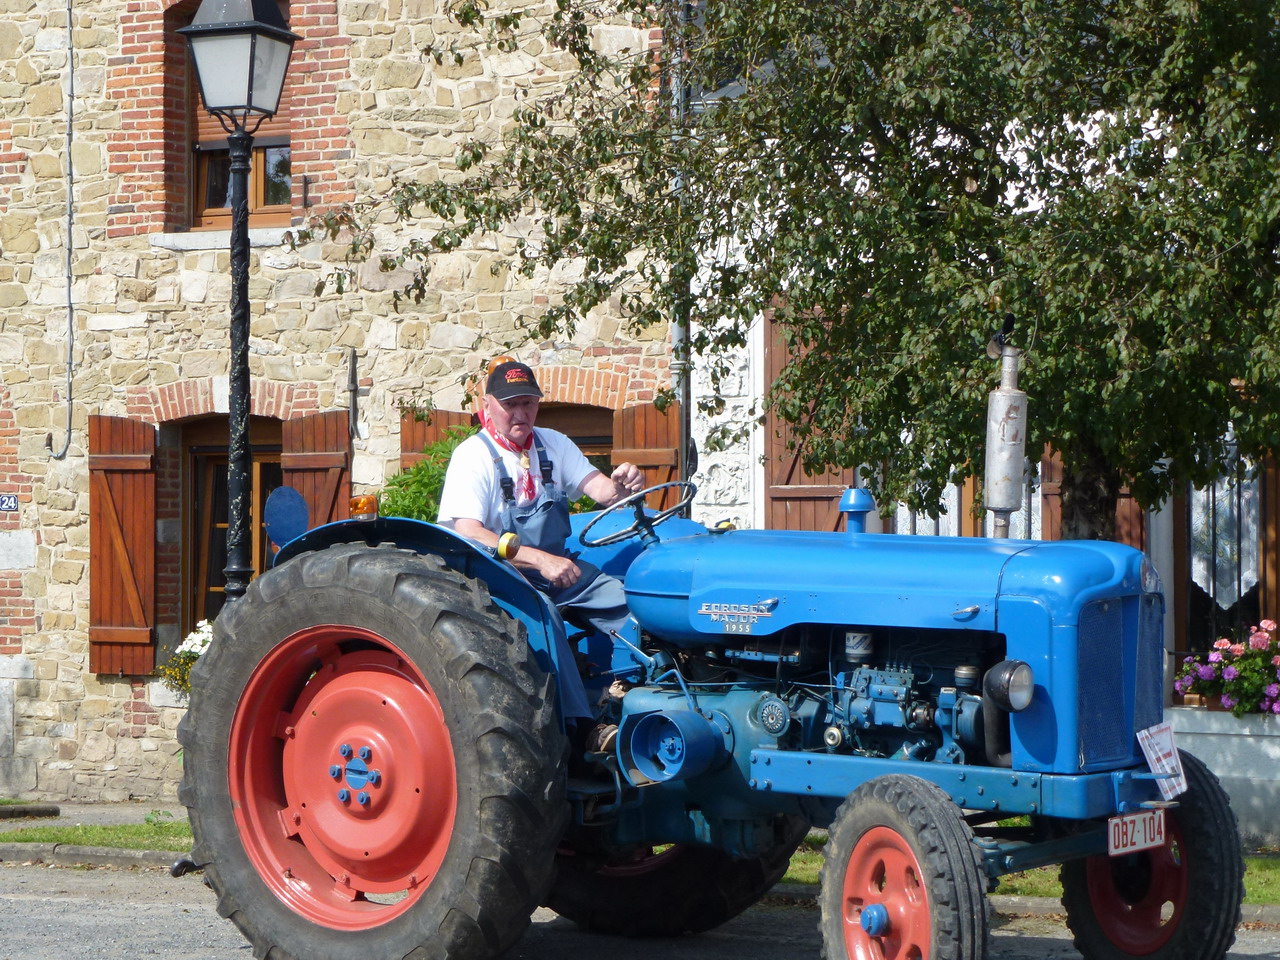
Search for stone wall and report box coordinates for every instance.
[0,0,670,800]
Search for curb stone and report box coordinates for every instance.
[0,803,60,820]
[0,842,181,868]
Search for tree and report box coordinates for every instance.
[316,0,1280,539]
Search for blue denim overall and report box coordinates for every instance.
[478,431,633,719]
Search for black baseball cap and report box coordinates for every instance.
[485,360,543,401]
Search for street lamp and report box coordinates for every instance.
[180,0,299,603]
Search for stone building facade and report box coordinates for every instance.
[0,0,682,800]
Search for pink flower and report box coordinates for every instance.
[1250,632,1272,651]
[1230,643,1246,657]
[1209,651,1223,663]
[1214,638,1232,650]
[1263,619,1278,632]
[1273,655,1280,667]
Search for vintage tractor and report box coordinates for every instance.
[178,480,1245,960]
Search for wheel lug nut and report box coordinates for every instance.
[339,744,352,758]
[368,770,381,786]
[329,765,342,778]
[337,789,350,803]
[358,746,372,761]
[357,791,370,806]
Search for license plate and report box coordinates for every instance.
[1107,809,1166,856]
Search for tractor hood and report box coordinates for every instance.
[623,530,1144,645]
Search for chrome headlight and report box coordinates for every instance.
[984,659,1035,712]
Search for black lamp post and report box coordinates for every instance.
[180,0,299,603]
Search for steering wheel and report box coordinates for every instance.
[578,481,698,548]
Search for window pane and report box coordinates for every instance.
[263,147,291,206]
[204,151,232,209]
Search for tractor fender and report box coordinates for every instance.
[271,517,570,709]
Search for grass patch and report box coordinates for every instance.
[1,810,192,852]
[782,832,827,885]
[0,798,30,805]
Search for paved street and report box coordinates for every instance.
[3,861,1280,960]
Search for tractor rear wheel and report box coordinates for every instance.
[820,775,988,960]
[178,542,567,960]
[1060,750,1243,960]
[545,814,808,936]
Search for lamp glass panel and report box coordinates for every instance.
[190,34,254,111]
[248,36,293,114]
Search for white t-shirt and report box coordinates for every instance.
[437,428,599,532]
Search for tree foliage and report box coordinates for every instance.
[319,0,1280,538]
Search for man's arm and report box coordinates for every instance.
[451,517,585,589]
[580,462,645,506]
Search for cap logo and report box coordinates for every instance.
[506,370,531,384]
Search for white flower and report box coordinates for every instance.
[176,619,214,656]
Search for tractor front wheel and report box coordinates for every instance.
[179,543,567,960]
[1060,750,1243,960]
[820,775,988,960]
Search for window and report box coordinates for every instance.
[187,0,293,230]
[183,418,284,629]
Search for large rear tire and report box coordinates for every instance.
[1060,750,1243,960]
[178,543,568,960]
[545,814,808,936]
[820,775,987,960]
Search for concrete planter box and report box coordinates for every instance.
[1167,705,1280,847]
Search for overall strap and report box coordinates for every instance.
[476,431,516,502]
[531,431,555,487]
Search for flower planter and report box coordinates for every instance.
[1167,705,1280,846]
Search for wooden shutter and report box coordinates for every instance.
[1039,446,1145,547]
[763,318,854,531]
[282,412,351,527]
[88,415,157,675]
[399,409,476,470]
[612,402,683,510]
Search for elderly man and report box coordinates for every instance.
[437,359,645,747]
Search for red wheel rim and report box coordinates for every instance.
[841,826,931,960]
[1085,816,1188,954]
[229,625,457,930]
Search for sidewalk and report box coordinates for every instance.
[3,802,1280,926]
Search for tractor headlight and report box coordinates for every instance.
[984,660,1035,712]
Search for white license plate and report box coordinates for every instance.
[1107,809,1167,856]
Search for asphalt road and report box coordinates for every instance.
[3,861,1280,960]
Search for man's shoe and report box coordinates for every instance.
[585,722,618,754]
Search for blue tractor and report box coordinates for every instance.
[179,481,1244,960]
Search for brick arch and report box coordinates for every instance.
[124,378,321,426]
[537,366,628,410]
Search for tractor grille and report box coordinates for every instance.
[1077,599,1128,766]
[1134,594,1163,732]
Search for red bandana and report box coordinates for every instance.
[480,411,537,503]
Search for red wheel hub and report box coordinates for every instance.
[841,826,931,960]
[229,625,457,930]
[1086,817,1189,954]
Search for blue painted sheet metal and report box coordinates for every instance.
[747,748,1163,820]
[625,530,1025,643]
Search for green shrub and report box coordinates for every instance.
[380,425,478,521]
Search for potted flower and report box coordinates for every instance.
[156,619,215,697]
[1174,618,1280,718]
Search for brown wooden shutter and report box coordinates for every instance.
[399,409,476,470]
[282,412,351,527]
[612,402,683,510]
[762,316,854,531]
[88,415,157,675]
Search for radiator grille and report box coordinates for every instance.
[1078,599,1127,765]
[1134,594,1163,731]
